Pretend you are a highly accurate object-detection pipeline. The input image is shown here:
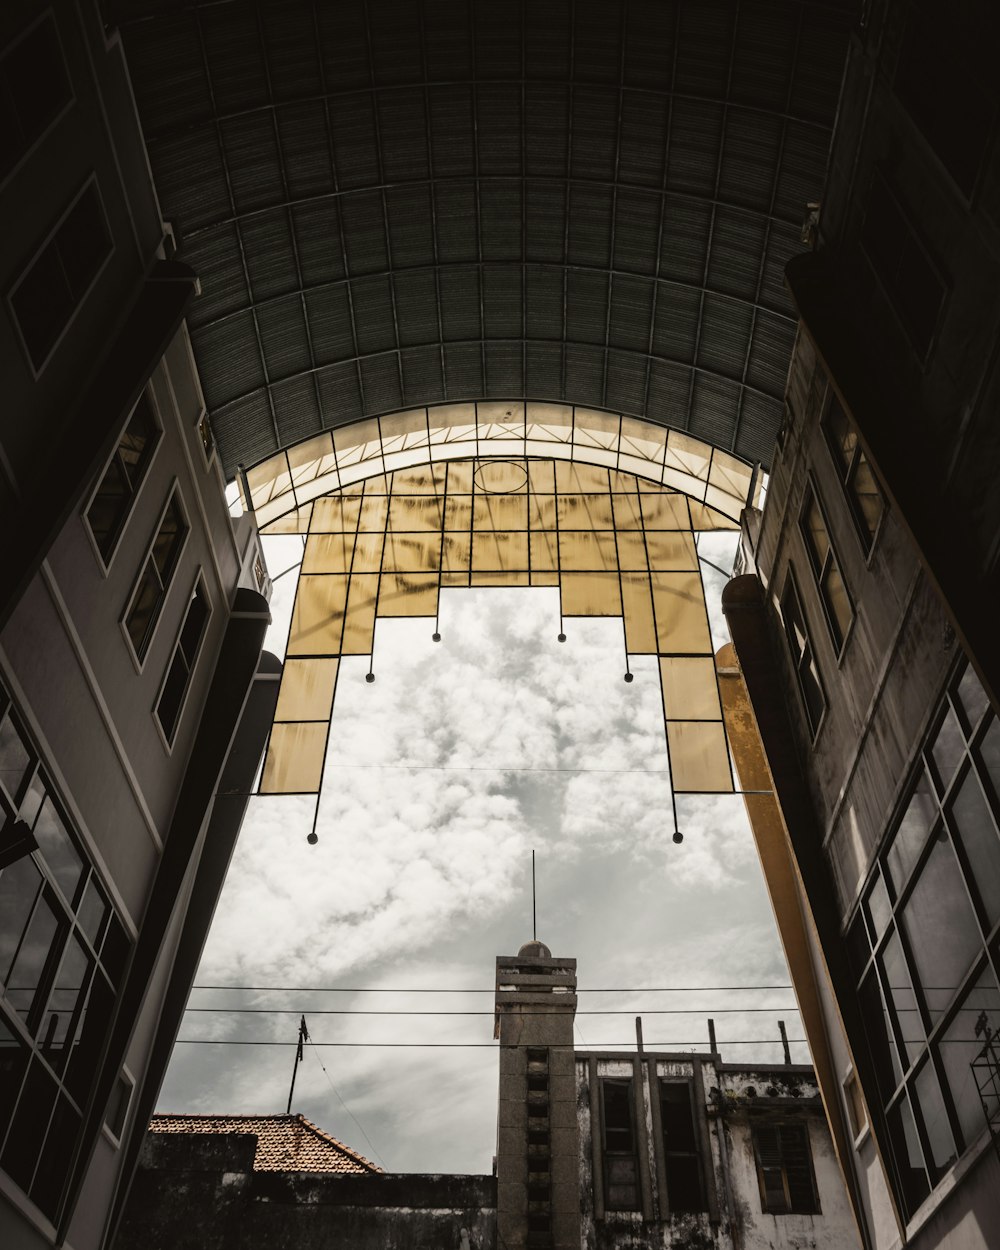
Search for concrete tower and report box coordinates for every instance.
[494,941,580,1250]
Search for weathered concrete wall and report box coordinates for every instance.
[115,1136,496,1250]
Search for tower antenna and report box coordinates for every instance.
[286,1015,308,1114]
[532,849,537,941]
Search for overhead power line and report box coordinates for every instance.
[184,1006,800,1016]
[191,984,795,993]
[175,1039,807,1049]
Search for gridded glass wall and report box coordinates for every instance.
[258,455,735,802]
[848,662,1000,1217]
[0,687,131,1223]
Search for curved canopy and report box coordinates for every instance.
[114,0,853,477]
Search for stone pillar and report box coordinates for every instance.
[495,942,580,1250]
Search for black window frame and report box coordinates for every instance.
[778,570,826,739]
[7,176,113,376]
[121,486,189,666]
[846,661,1000,1220]
[600,1077,641,1212]
[154,575,212,747]
[659,1079,708,1214]
[84,388,162,570]
[0,683,132,1225]
[0,11,73,189]
[821,389,886,557]
[798,481,854,655]
[751,1121,820,1215]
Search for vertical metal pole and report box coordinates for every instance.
[286,1015,307,1114]
[635,1016,644,1056]
[778,1019,791,1065]
[532,849,537,941]
[707,1018,718,1053]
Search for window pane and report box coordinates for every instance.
[881,929,924,1065]
[0,857,43,983]
[1,1057,58,1192]
[99,916,129,988]
[11,243,73,368]
[825,397,856,476]
[119,394,157,485]
[887,770,937,892]
[86,459,130,560]
[661,1083,697,1151]
[860,970,902,1098]
[949,770,1000,926]
[57,188,109,298]
[866,870,893,941]
[931,708,966,794]
[602,1080,634,1152]
[33,797,83,905]
[979,718,1000,808]
[0,1016,29,1128]
[900,833,981,1024]
[75,876,108,948]
[156,652,189,743]
[912,1061,957,1182]
[30,1090,80,1219]
[849,453,883,542]
[802,494,829,576]
[151,498,186,580]
[666,1154,704,1213]
[886,1096,930,1216]
[956,666,989,733]
[939,965,1000,1151]
[7,894,63,1023]
[179,585,210,664]
[39,934,90,1056]
[821,561,852,647]
[64,971,113,1104]
[0,714,31,802]
[126,562,161,655]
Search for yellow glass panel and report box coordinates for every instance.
[341,574,378,655]
[357,494,389,534]
[477,399,524,434]
[659,656,723,721]
[360,473,391,496]
[446,460,475,493]
[334,418,382,467]
[287,575,349,655]
[302,533,356,574]
[662,467,707,499]
[618,453,664,484]
[666,721,732,793]
[609,470,641,493]
[529,530,558,573]
[383,532,440,573]
[388,494,443,532]
[558,531,618,572]
[621,574,656,653]
[389,405,430,449]
[528,494,558,530]
[473,531,529,572]
[557,493,616,530]
[296,469,340,506]
[261,505,312,535]
[441,570,470,587]
[651,572,711,653]
[644,530,698,571]
[428,403,476,445]
[561,572,621,616]
[689,501,739,531]
[555,462,610,493]
[709,449,752,500]
[378,573,439,616]
[573,408,620,453]
[472,494,529,531]
[704,484,742,523]
[349,531,386,573]
[274,658,340,722]
[442,532,472,571]
[288,432,336,488]
[261,722,328,794]
[527,461,556,493]
[637,491,691,530]
[310,496,361,533]
[471,569,531,586]
[473,459,529,494]
[665,429,711,481]
[393,464,447,493]
[615,530,647,571]
[612,492,644,530]
[444,495,473,532]
[526,403,573,441]
[530,570,560,586]
[248,453,290,509]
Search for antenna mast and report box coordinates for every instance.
[532,849,537,941]
[286,1014,308,1114]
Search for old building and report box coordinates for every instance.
[494,941,860,1250]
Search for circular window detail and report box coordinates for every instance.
[473,460,528,494]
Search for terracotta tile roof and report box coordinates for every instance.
[148,1114,380,1174]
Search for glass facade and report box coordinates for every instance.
[0,686,130,1224]
[258,456,734,800]
[849,662,1000,1217]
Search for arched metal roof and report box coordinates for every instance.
[113,0,855,478]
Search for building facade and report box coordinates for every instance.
[0,3,275,1248]
[721,2,1000,1249]
[494,941,860,1250]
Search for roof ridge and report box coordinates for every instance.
[295,1113,381,1173]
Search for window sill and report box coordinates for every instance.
[903,1125,995,1242]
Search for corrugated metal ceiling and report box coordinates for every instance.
[111,0,855,476]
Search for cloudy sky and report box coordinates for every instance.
[158,527,803,1174]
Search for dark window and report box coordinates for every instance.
[822,394,885,554]
[894,1,999,198]
[0,683,130,1222]
[105,1071,133,1142]
[849,661,1000,1218]
[124,493,188,661]
[198,412,215,461]
[10,182,112,371]
[799,486,853,651]
[86,392,160,565]
[601,1078,639,1210]
[753,1123,819,1214]
[861,173,945,359]
[155,581,211,744]
[779,574,825,736]
[660,1081,706,1213]
[0,16,71,183]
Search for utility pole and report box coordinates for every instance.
[286,1015,308,1115]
